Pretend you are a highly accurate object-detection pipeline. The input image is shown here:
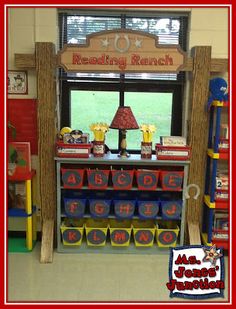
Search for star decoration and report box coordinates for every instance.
[134,38,142,48]
[101,38,110,48]
[202,245,223,266]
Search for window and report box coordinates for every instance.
[59,10,188,152]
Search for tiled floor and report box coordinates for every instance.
[7,243,229,303]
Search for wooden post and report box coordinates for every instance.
[187,46,212,244]
[35,42,56,263]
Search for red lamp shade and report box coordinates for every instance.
[110,106,139,130]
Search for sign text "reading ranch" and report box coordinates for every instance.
[72,53,174,71]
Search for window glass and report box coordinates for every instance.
[71,90,119,149]
[124,92,173,149]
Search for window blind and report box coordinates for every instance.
[58,11,188,81]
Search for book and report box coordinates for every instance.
[8,142,31,178]
[8,182,26,209]
[215,190,228,201]
[155,144,191,160]
[220,124,228,139]
[160,136,186,147]
[213,212,228,240]
[56,141,92,158]
[216,172,228,190]
[157,150,189,156]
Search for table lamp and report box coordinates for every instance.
[110,106,139,157]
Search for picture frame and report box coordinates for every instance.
[8,70,28,94]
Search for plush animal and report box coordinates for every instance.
[207,78,228,110]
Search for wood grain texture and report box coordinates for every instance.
[188,222,201,245]
[36,42,56,263]
[187,46,212,236]
[40,219,54,263]
[15,54,36,68]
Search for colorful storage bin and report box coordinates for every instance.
[64,198,86,218]
[61,219,84,246]
[61,168,84,189]
[111,170,134,190]
[87,169,110,190]
[109,219,132,247]
[160,171,184,191]
[136,170,160,191]
[156,222,179,247]
[132,220,156,247]
[89,199,111,218]
[137,200,159,219]
[85,219,108,246]
[161,200,182,220]
[114,200,136,219]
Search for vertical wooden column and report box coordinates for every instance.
[187,46,212,244]
[36,42,56,263]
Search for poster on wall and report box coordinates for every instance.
[8,70,28,94]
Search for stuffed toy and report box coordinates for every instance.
[207,78,228,110]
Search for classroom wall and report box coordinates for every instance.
[7,7,229,230]
[8,7,229,90]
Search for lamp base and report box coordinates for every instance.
[117,130,130,158]
[118,149,130,158]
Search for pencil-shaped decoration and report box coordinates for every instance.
[89,122,109,141]
[140,124,156,142]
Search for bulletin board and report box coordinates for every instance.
[8,99,38,154]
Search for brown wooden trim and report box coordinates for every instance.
[188,222,201,245]
[187,46,212,232]
[36,42,57,263]
[40,219,54,263]
[210,58,228,72]
[15,54,36,69]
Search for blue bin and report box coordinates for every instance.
[114,200,136,219]
[64,198,86,218]
[138,200,159,219]
[161,200,182,220]
[89,199,111,218]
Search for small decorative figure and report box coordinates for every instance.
[67,130,83,143]
[207,77,228,110]
[59,127,72,140]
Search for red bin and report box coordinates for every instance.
[160,171,184,191]
[61,168,84,189]
[136,170,160,191]
[111,170,134,190]
[87,169,110,190]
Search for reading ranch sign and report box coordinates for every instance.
[58,29,185,73]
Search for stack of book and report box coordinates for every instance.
[155,136,191,160]
[212,211,228,240]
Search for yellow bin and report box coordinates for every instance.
[132,219,156,247]
[85,218,108,246]
[61,218,84,246]
[156,222,179,248]
[109,219,132,247]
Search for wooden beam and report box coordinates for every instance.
[36,42,57,263]
[187,46,212,229]
[210,58,228,72]
[188,221,201,245]
[15,53,228,73]
[15,54,36,69]
[40,219,54,263]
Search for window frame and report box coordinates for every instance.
[59,10,188,152]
